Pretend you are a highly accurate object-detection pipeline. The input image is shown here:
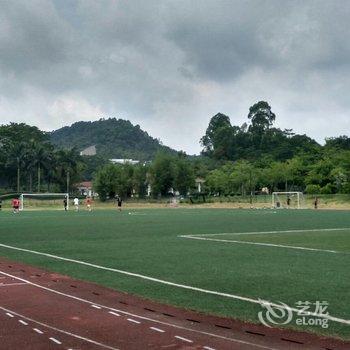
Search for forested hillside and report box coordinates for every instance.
[50,118,176,160]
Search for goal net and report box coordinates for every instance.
[20,193,69,211]
[272,192,304,209]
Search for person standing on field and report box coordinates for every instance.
[86,197,93,212]
[73,197,79,211]
[63,197,68,211]
[12,198,20,214]
[314,197,319,209]
[116,196,122,212]
[286,196,291,208]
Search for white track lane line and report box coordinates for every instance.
[175,335,193,343]
[19,320,28,325]
[50,337,62,345]
[108,311,120,317]
[127,318,141,324]
[150,327,165,333]
[6,312,14,318]
[0,282,28,287]
[0,306,120,350]
[203,346,216,350]
[0,270,279,350]
[0,244,349,326]
[91,305,102,309]
[33,328,44,334]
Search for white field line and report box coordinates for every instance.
[0,271,281,350]
[0,306,120,350]
[179,227,350,254]
[180,235,347,254]
[183,227,350,238]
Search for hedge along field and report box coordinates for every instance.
[0,208,349,339]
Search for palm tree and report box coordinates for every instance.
[55,148,82,193]
[5,141,28,192]
[31,142,53,192]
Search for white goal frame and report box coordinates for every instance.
[20,193,69,211]
[272,191,303,209]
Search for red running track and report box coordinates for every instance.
[0,258,349,350]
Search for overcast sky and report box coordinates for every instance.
[1,0,350,154]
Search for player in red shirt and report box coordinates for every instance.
[85,197,93,212]
[12,198,20,214]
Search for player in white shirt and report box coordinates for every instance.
[73,197,79,211]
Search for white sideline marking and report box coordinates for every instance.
[127,318,141,324]
[6,312,14,318]
[0,306,120,350]
[175,335,193,343]
[181,235,346,254]
[19,320,28,325]
[0,245,349,327]
[183,227,350,237]
[150,327,165,333]
[50,337,62,344]
[0,271,279,350]
[33,328,44,334]
[91,304,101,309]
[108,311,120,317]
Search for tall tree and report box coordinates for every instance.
[248,101,276,133]
[174,156,195,195]
[150,153,175,196]
[200,113,233,158]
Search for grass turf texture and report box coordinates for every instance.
[0,208,349,339]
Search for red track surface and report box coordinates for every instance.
[0,258,349,350]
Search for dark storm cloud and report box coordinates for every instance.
[0,0,350,153]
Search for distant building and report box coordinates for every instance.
[110,158,140,165]
[76,181,94,197]
[80,145,96,156]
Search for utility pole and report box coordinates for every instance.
[66,170,70,194]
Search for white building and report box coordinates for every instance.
[110,159,140,165]
[80,145,97,156]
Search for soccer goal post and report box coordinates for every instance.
[272,192,304,209]
[20,193,69,211]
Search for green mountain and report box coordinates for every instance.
[50,118,176,160]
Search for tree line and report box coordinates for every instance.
[200,101,350,195]
[1,101,350,199]
[0,123,84,193]
[93,152,195,200]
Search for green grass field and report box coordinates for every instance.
[0,208,349,339]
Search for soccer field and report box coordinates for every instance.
[0,208,349,340]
